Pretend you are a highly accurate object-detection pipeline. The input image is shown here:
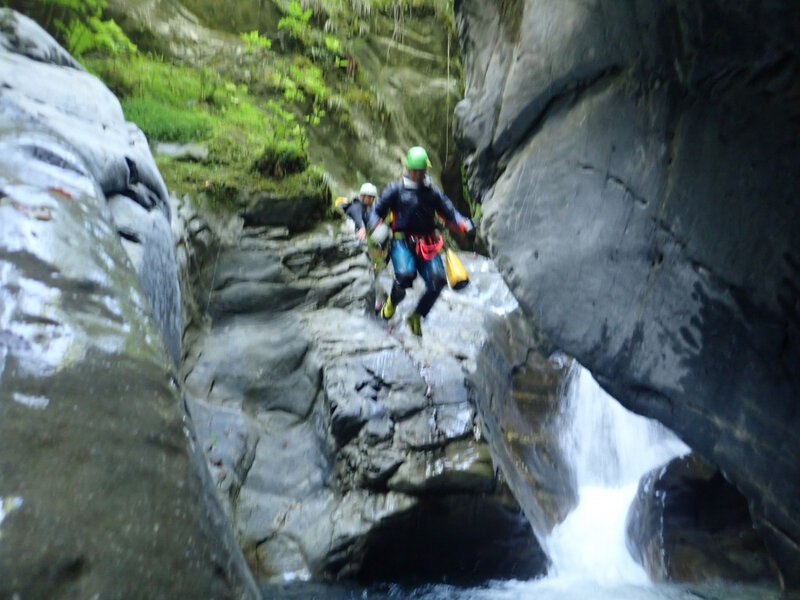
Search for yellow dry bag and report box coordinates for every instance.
[444,248,469,290]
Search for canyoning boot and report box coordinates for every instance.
[380,296,396,320]
[406,312,422,337]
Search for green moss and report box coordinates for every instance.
[86,54,301,155]
[154,158,208,201]
[87,55,212,107]
[252,140,308,179]
[85,52,322,217]
[121,98,212,142]
[157,156,328,222]
[77,0,462,226]
[497,0,522,42]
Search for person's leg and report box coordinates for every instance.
[382,239,416,318]
[390,239,417,304]
[414,253,447,317]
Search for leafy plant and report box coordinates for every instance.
[305,103,326,127]
[240,30,272,54]
[6,0,136,57]
[278,0,313,47]
[62,13,136,57]
[461,164,481,223]
[323,35,340,54]
[252,139,308,179]
[289,60,327,102]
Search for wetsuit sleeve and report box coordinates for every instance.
[345,200,365,230]
[366,208,381,231]
[433,188,468,232]
[372,182,398,226]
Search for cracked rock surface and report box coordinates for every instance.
[177,201,560,583]
[455,0,800,587]
[0,10,258,598]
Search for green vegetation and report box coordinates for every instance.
[253,139,308,178]
[121,97,211,143]
[497,0,522,42]
[298,0,456,35]
[3,0,135,57]
[278,0,313,47]
[88,56,219,143]
[5,0,472,227]
[84,53,313,209]
[240,30,272,53]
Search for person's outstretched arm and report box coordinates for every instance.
[345,201,365,229]
[434,188,474,235]
[371,181,399,227]
[346,201,369,240]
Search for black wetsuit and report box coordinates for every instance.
[372,177,465,236]
[373,176,468,317]
[345,197,372,231]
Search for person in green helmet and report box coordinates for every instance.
[370,146,474,336]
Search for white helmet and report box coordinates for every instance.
[359,182,378,197]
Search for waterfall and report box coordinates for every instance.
[546,364,689,584]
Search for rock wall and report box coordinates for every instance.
[626,454,777,584]
[454,0,800,586]
[0,6,567,593]
[176,198,555,583]
[105,0,464,204]
[0,10,258,598]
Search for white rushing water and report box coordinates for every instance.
[445,365,781,600]
[264,364,783,600]
[545,365,690,585]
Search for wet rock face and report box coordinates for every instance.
[471,320,577,541]
[626,454,778,584]
[1,9,181,367]
[455,0,800,584]
[179,207,554,582]
[0,10,258,599]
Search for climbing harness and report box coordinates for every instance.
[394,231,444,261]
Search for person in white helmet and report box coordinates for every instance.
[345,182,378,241]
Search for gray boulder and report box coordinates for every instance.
[626,454,779,584]
[1,8,181,367]
[178,201,557,582]
[455,0,800,585]
[0,9,257,598]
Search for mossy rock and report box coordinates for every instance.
[497,0,523,42]
[252,141,308,179]
[157,156,329,232]
[239,167,330,232]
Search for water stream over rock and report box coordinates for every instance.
[261,368,781,599]
[546,366,689,583]
[3,2,798,596]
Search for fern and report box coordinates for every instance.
[240,30,272,54]
[278,0,313,46]
[9,0,136,58]
[63,16,136,57]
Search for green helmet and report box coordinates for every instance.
[405,146,429,170]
